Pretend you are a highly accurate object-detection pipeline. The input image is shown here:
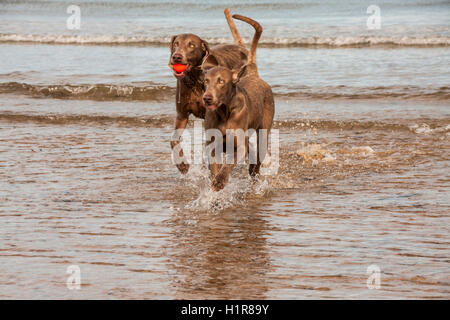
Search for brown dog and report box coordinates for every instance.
[169,9,247,174]
[202,14,275,191]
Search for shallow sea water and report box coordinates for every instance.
[0,0,449,299]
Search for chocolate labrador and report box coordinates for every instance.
[169,9,248,174]
[202,14,275,191]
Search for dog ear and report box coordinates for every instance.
[169,35,177,53]
[200,39,211,66]
[201,54,219,71]
[232,64,248,84]
[201,39,210,56]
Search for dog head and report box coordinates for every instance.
[169,33,210,79]
[202,64,247,111]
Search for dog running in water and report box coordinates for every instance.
[169,9,248,174]
[202,14,275,191]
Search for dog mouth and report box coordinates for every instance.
[205,103,223,111]
[172,63,191,78]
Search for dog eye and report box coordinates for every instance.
[189,43,195,48]
[218,79,225,84]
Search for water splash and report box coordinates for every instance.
[183,165,272,213]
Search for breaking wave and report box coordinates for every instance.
[1,82,449,102]
[0,81,174,101]
[1,112,448,135]
[1,33,449,48]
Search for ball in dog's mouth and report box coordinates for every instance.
[172,64,190,78]
[173,64,187,73]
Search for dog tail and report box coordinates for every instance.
[224,8,245,48]
[231,14,262,66]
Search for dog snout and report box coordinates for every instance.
[172,53,183,64]
[203,93,213,105]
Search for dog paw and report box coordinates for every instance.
[211,177,225,191]
[177,162,190,174]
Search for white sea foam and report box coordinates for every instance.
[410,123,450,135]
[1,33,448,47]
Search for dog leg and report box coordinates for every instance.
[249,130,262,177]
[171,115,190,174]
[212,138,248,191]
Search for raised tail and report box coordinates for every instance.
[224,8,245,48]
[232,14,262,66]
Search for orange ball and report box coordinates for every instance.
[173,64,187,73]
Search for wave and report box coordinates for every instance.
[0,113,174,127]
[0,82,174,101]
[277,85,450,101]
[272,119,448,132]
[1,112,448,134]
[6,0,450,8]
[1,33,449,48]
[1,82,448,102]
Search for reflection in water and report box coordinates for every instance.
[168,208,271,299]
